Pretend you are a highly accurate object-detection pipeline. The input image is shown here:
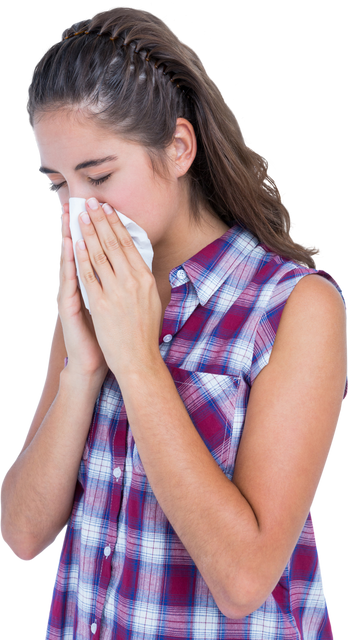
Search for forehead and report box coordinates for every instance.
[33,108,150,173]
[33,108,110,143]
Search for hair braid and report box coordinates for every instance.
[28,7,319,267]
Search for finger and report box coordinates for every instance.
[74,235,102,302]
[84,197,145,276]
[61,204,69,238]
[101,202,150,272]
[77,204,115,286]
[60,235,80,300]
[59,238,83,309]
[61,212,66,244]
[61,204,72,240]
[56,239,63,287]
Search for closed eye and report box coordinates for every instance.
[49,173,112,192]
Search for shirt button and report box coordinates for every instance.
[104,545,111,557]
[91,622,97,634]
[177,269,186,280]
[163,334,173,343]
[113,467,122,480]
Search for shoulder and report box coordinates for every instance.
[292,273,344,308]
[283,271,345,305]
[271,274,348,359]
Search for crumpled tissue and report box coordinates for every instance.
[68,197,154,313]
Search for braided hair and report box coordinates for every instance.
[28,7,318,267]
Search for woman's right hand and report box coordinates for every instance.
[58,203,109,381]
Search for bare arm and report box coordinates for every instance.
[4,270,345,617]
[1,314,105,560]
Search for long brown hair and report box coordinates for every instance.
[27,7,318,267]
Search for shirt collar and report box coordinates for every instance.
[168,223,260,306]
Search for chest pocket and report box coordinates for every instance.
[132,365,241,478]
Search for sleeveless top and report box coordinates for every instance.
[47,223,347,640]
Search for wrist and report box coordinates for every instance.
[60,363,108,399]
[116,356,170,398]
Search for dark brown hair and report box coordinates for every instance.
[27,7,318,267]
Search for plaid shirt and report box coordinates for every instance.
[47,223,347,640]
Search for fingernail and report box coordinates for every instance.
[102,203,114,215]
[87,197,99,210]
[77,239,86,250]
[80,212,91,224]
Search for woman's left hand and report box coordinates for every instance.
[75,197,163,380]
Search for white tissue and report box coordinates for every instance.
[68,197,154,313]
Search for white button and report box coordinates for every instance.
[177,269,186,280]
[91,622,97,634]
[113,467,122,480]
[163,334,173,343]
[104,545,111,557]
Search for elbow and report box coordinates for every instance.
[214,590,253,620]
[216,597,258,621]
[1,532,33,564]
[215,601,247,620]
[217,599,259,620]
[1,511,30,560]
[1,510,67,560]
[3,534,51,561]
[10,543,40,562]
[214,571,271,620]
[18,530,63,564]
[12,552,36,564]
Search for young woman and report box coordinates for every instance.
[1,7,347,640]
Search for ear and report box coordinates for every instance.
[169,118,197,177]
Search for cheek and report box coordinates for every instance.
[118,196,161,243]
[108,171,170,229]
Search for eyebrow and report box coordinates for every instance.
[39,155,118,174]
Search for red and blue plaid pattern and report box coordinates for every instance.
[48,223,346,639]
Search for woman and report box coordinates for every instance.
[1,6,347,639]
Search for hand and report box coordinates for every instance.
[58,202,109,381]
[75,198,162,381]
